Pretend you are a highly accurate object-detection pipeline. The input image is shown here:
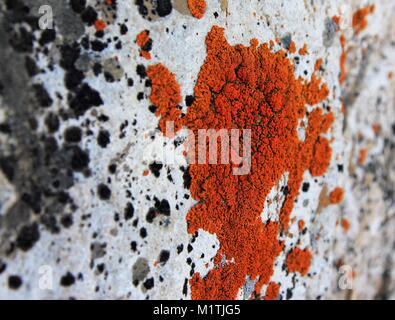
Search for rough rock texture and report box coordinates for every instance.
[0,0,395,300]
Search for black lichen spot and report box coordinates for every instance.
[140,227,147,238]
[182,167,191,189]
[61,214,73,228]
[185,95,195,107]
[69,83,103,117]
[33,84,53,108]
[143,277,154,290]
[70,146,90,171]
[158,250,170,265]
[97,130,110,148]
[156,0,173,17]
[81,6,98,26]
[124,202,135,220]
[45,112,60,133]
[302,182,310,192]
[16,223,40,252]
[136,64,147,79]
[154,198,170,216]
[146,208,156,223]
[97,183,111,200]
[60,272,75,287]
[70,0,87,13]
[39,29,56,46]
[64,126,82,143]
[149,161,163,177]
[177,244,184,254]
[8,275,22,290]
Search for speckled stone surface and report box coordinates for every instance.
[0,0,395,300]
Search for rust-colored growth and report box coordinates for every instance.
[341,218,350,232]
[358,148,368,165]
[288,41,297,54]
[352,5,375,35]
[136,30,153,60]
[286,248,312,276]
[339,34,347,84]
[299,44,308,56]
[148,26,333,299]
[188,0,207,19]
[95,19,107,32]
[264,282,280,300]
[329,187,345,204]
[146,64,182,134]
[298,220,305,231]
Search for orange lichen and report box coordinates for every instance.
[136,30,152,60]
[340,218,350,232]
[298,220,305,231]
[148,26,333,299]
[352,5,375,35]
[358,148,368,166]
[146,64,182,134]
[339,34,347,84]
[315,59,323,72]
[299,44,308,56]
[288,41,296,54]
[329,187,344,204]
[95,19,107,32]
[264,282,280,300]
[188,0,207,19]
[286,248,312,276]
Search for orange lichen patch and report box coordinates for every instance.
[298,220,305,231]
[288,41,296,54]
[142,169,149,176]
[352,5,375,35]
[332,16,341,27]
[358,148,368,166]
[339,34,347,84]
[340,218,350,232]
[299,44,308,56]
[105,0,113,5]
[148,26,333,299]
[136,30,152,60]
[146,64,182,134]
[329,187,345,204]
[388,72,394,80]
[264,282,280,300]
[314,58,323,72]
[286,248,312,276]
[95,19,107,32]
[188,0,207,19]
[372,123,381,135]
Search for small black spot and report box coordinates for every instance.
[143,277,154,290]
[156,0,173,17]
[69,83,103,117]
[155,198,170,216]
[140,227,147,238]
[16,223,40,252]
[124,202,135,220]
[8,275,22,290]
[64,126,82,143]
[81,6,98,25]
[302,182,310,192]
[149,162,163,177]
[120,24,128,35]
[33,83,53,108]
[177,244,184,254]
[97,183,111,200]
[70,0,86,13]
[185,95,195,106]
[70,147,90,171]
[182,167,191,189]
[39,29,56,46]
[97,130,111,148]
[159,250,170,265]
[60,272,75,287]
[61,214,73,228]
[131,241,137,251]
[136,64,147,78]
[45,113,60,133]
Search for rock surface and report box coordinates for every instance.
[0,0,394,300]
